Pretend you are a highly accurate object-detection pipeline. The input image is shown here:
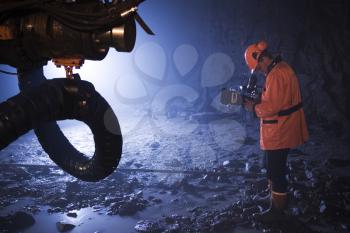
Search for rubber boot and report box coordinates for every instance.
[252,179,272,204]
[253,191,288,223]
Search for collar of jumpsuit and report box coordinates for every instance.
[244,41,309,150]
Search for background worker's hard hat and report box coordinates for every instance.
[244,40,268,73]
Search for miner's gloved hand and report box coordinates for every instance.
[243,99,255,112]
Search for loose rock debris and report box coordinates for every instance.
[0,123,350,233]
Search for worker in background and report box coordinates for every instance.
[243,41,309,222]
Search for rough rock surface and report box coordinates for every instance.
[0,211,35,232]
[0,117,349,233]
[56,221,75,232]
[202,0,350,135]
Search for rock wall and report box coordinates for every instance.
[202,0,350,135]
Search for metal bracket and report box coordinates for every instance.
[52,58,84,79]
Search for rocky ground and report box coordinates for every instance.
[0,113,350,233]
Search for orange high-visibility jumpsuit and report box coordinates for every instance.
[254,61,309,150]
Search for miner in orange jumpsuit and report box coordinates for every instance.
[243,41,309,222]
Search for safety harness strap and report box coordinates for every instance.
[266,55,282,75]
[278,102,303,116]
[262,120,278,124]
[262,102,303,124]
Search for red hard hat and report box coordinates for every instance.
[244,41,268,73]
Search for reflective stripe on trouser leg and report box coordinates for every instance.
[271,191,288,210]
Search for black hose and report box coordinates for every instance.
[0,67,123,182]
[1,0,138,32]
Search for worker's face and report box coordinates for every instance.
[256,57,271,75]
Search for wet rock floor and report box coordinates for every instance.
[0,114,350,233]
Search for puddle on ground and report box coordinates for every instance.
[1,199,138,233]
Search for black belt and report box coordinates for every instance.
[278,102,303,116]
[263,120,278,124]
[262,102,303,124]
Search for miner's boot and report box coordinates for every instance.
[252,179,272,204]
[253,191,288,223]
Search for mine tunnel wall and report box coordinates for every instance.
[186,0,350,136]
[1,0,349,137]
